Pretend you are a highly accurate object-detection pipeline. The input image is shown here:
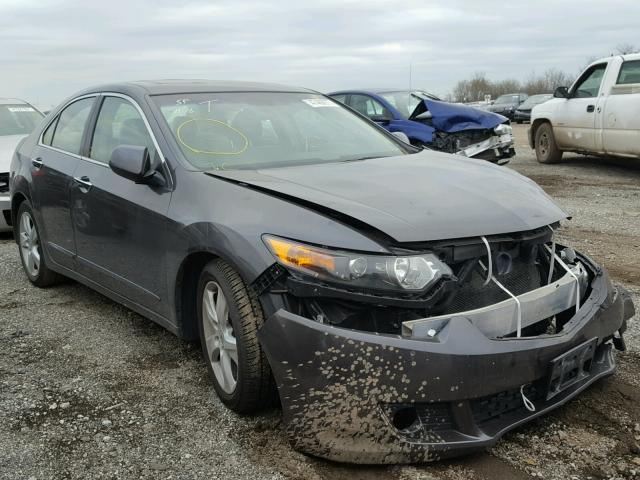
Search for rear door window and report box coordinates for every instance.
[617,60,640,85]
[50,98,95,155]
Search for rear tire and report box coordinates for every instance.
[197,259,275,413]
[535,122,563,164]
[16,201,63,287]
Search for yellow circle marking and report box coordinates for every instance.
[176,118,249,155]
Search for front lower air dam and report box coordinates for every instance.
[257,256,634,464]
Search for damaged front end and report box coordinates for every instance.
[411,99,516,165]
[254,226,635,464]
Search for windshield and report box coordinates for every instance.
[379,90,441,118]
[494,95,520,105]
[519,95,552,109]
[153,92,407,170]
[0,104,43,136]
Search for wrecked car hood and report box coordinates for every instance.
[0,134,27,172]
[208,151,567,243]
[410,99,508,133]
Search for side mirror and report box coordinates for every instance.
[369,114,392,123]
[109,145,155,184]
[554,86,570,99]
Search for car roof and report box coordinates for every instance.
[330,88,425,94]
[74,80,315,97]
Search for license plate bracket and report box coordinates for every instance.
[546,337,598,401]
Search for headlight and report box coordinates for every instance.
[263,235,452,292]
[494,123,513,135]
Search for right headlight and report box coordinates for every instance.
[263,235,453,292]
[494,123,513,135]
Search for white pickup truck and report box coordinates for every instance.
[529,53,640,163]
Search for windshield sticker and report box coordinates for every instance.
[302,98,338,108]
[8,107,35,112]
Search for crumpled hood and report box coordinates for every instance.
[410,99,508,133]
[0,134,27,172]
[208,151,567,243]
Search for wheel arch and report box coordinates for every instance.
[173,249,258,341]
[11,191,29,238]
[530,118,552,146]
[174,251,218,341]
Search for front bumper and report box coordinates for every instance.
[0,195,11,232]
[259,266,634,464]
[458,133,516,165]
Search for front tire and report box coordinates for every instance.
[16,201,62,287]
[535,122,563,164]
[197,259,275,413]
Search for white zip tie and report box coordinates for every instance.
[520,385,536,412]
[479,260,522,337]
[544,245,580,314]
[547,226,556,285]
[480,236,492,286]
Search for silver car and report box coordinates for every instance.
[0,98,44,231]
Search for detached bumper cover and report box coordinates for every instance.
[457,133,516,164]
[259,268,634,464]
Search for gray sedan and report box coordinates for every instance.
[9,81,634,464]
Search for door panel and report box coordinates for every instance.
[31,96,96,268]
[553,63,608,151]
[71,161,171,310]
[31,145,79,267]
[70,95,172,313]
[604,59,640,156]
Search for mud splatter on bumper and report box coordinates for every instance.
[259,269,634,464]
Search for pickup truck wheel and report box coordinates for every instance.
[197,259,275,413]
[535,123,563,164]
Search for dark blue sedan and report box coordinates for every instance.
[328,89,515,164]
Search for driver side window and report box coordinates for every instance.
[348,94,388,118]
[90,96,156,164]
[572,64,607,98]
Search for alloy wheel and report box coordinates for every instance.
[202,281,238,394]
[19,211,40,278]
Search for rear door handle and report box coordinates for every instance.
[32,157,43,169]
[586,105,595,113]
[73,176,93,191]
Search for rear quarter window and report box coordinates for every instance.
[617,60,640,85]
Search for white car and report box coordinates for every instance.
[529,53,640,163]
[0,98,44,231]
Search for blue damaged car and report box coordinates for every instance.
[328,89,516,164]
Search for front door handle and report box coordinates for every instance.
[73,176,93,191]
[586,105,595,113]
[32,157,43,169]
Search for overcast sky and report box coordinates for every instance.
[1,0,639,107]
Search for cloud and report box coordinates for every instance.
[1,0,638,107]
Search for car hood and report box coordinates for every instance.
[207,151,567,243]
[0,134,28,172]
[409,99,507,133]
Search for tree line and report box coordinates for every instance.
[449,43,638,103]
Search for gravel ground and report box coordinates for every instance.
[1,124,639,480]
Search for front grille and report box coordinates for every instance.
[446,260,541,314]
[0,173,8,194]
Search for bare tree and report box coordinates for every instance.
[616,43,639,55]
